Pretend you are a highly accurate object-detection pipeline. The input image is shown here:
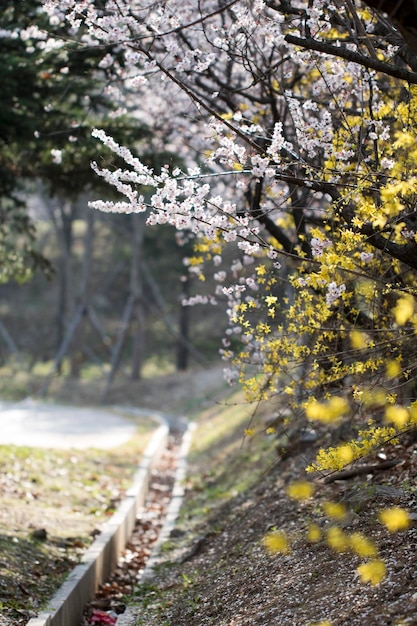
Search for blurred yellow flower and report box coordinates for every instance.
[379,507,410,532]
[262,530,290,554]
[349,532,378,558]
[385,405,409,428]
[286,481,315,501]
[393,296,414,325]
[386,359,401,378]
[306,523,322,543]
[306,396,349,423]
[357,560,386,585]
[326,526,349,552]
[350,330,367,349]
[338,444,354,464]
[323,501,347,520]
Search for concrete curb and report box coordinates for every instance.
[26,423,169,626]
[116,421,196,626]
[141,421,197,577]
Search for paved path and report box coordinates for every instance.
[0,398,137,449]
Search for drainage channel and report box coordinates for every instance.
[26,417,192,626]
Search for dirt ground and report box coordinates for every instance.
[2,364,417,626]
[114,368,417,626]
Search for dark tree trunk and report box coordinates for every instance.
[130,213,147,381]
[177,274,190,371]
[70,209,94,378]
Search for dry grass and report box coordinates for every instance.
[0,425,154,623]
[0,363,229,625]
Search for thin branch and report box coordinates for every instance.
[130,41,264,154]
[344,0,379,60]
[142,0,241,39]
[285,34,417,83]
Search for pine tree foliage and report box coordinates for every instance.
[0,0,149,281]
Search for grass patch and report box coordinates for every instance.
[180,390,276,527]
[0,419,156,619]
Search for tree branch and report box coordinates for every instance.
[245,180,294,253]
[285,34,417,84]
[363,0,417,54]
[362,223,417,270]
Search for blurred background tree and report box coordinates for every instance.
[0,1,225,395]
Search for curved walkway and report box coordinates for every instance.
[0,398,137,449]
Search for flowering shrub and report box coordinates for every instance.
[41,0,417,584]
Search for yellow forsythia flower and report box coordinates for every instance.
[306,523,322,542]
[309,622,332,626]
[323,501,347,520]
[393,296,414,325]
[357,560,386,585]
[349,532,378,558]
[286,481,315,501]
[262,531,290,554]
[265,295,278,306]
[379,507,410,532]
[326,526,349,552]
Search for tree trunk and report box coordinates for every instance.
[177,274,190,371]
[40,303,85,397]
[101,294,135,403]
[46,197,74,374]
[130,213,147,380]
[0,320,21,365]
[142,259,208,368]
[70,209,94,378]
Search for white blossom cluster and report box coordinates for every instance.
[325,281,346,307]
[40,0,397,371]
[311,237,332,258]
